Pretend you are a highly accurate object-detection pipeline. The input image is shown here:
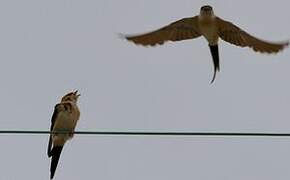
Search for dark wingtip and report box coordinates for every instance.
[280,40,289,49]
[47,137,52,157]
[117,33,127,40]
[279,40,289,50]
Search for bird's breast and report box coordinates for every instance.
[52,110,79,145]
[198,19,219,45]
[54,112,77,130]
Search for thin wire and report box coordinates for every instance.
[0,130,290,137]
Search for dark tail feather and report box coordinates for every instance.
[209,44,220,84]
[50,146,63,179]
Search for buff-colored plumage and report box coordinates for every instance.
[47,90,80,179]
[123,5,288,82]
[124,13,288,53]
[125,17,201,46]
[216,17,288,53]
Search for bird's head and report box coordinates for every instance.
[61,90,80,103]
[200,5,214,18]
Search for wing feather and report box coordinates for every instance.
[216,17,289,53]
[47,103,61,157]
[123,16,202,46]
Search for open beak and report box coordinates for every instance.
[74,90,81,97]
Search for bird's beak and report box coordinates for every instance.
[74,90,81,97]
[73,90,80,97]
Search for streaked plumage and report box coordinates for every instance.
[47,90,80,179]
[122,5,289,83]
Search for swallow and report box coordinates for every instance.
[122,5,289,83]
[47,90,81,179]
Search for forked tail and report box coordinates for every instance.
[209,44,220,83]
[50,146,64,179]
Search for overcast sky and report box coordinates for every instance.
[0,0,290,179]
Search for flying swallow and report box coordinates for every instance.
[47,90,81,179]
[122,5,289,83]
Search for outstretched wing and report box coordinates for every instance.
[123,16,202,46]
[47,104,61,157]
[216,17,289,53]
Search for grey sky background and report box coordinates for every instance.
[0,0,290,179]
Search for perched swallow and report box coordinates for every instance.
[47,90,80,179]
[122,5,289,83]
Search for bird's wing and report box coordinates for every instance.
[47,103,61,157]
[123,16,202,46]
[216,17,289,53]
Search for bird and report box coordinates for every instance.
[122,5,289,83]
[47,90,81,179]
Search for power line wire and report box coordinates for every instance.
[0,130,290,137]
